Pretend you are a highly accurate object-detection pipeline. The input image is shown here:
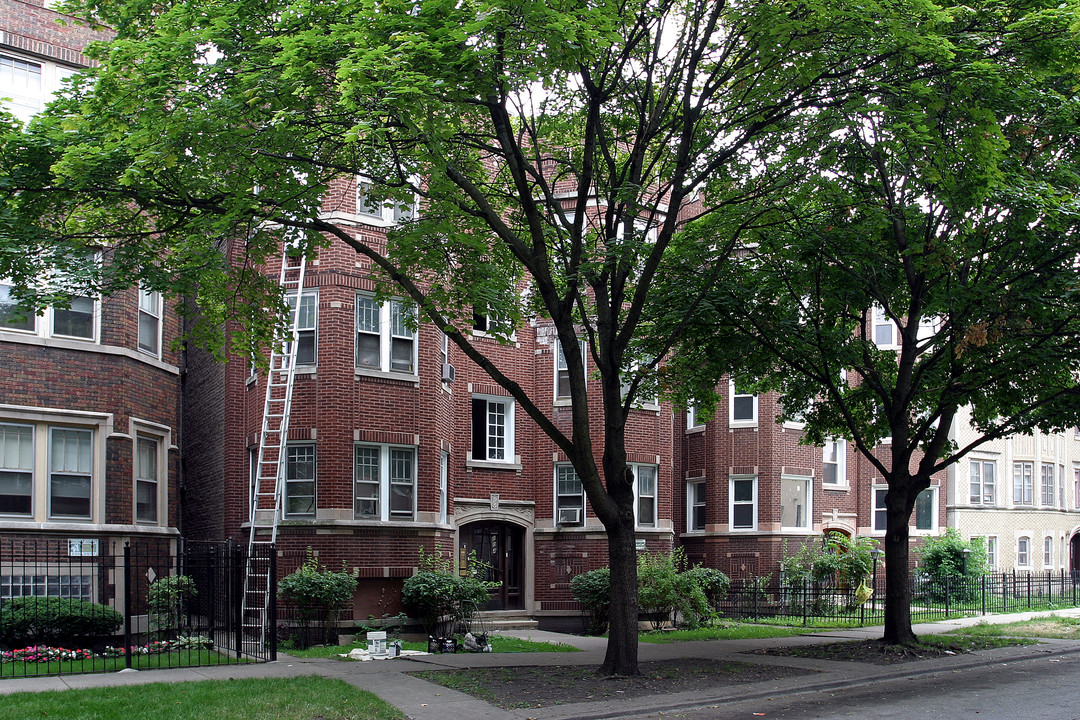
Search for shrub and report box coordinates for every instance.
[678,566,730,628]
[400,547,493,637]
[0,597,123,647]
[637,551,682,630]
[278,550,358,648]
[569,567,610,635]
[147,575,197,638]
[916,529,987,602]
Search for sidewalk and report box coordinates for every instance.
[4,607,1080,720]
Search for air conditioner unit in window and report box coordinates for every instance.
[558,507,581,525]
[441,363,455,383]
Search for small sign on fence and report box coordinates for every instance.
[68,539,99,557]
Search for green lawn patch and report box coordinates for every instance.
[639,622,812,643]
[281,633,580,659]
[1,649,245,678]
[946,615,1080,640]
[0,676,404,720]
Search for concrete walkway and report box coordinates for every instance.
[4,608,1080,720]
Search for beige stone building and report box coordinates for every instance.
[947,407,1080,573]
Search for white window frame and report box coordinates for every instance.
[687,479,706,532]
[620,362,659,410]
[285,291,317,366]
[872,304,899,349]
[1041,463,1055,507]
[686,404,703,431]
[355,175,418,227]
[632,464,658,528]
[48,427,93,520]
[1044,536,1053,568]
[555,464,586,526]
[913,486,937,534]
[0,282,100,343]
[1017,536,1031,567]
[134,434,162,524]
[872,485,888,533]
[470,395,516,464]
[728,380,757,427]
[1,570,94,601]
[0,422,34,517]
[986,536,998,570]
[355,295,417,376]
[729,475,757,531]
[284,444,316,519]
[1013,462,1034,506]
[969,459,996,505]
[555,339,586,401]
[137,288,162,357]
[352,443,416,521]
[822,439,846,488]
[438,451,448,525]
[780,474,812,531]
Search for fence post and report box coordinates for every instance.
[123,543,132,670]
[802,578,808,626]
[233,541,243,659]
[981,573,986,616]
[269,545,278,661]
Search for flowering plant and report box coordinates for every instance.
[1,645,94,663]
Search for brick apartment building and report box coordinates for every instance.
[3,0,1077,626]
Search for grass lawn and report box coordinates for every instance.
[1,649,245,678]
[946,615,1080,640]
[0,676,404,720]
[639,622,812,643]
[280,633,580,659]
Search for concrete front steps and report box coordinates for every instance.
[472,610,538,632]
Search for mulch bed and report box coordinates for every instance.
[752,637,1024,665]
[411,658,816,709]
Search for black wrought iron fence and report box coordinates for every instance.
[719,570,1080,625]
[0,537,276,678]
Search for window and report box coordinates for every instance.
[0,55,43,124]
[1060,465,1066,509]
[356,177,417,225]
[822,439,846,487]
[1044,536,1053,568]
[1041,464,1055,507]
[555,464,585,526]
[986,536,997,570]
[620,362,659,408]
[355,296,416,374]
[471,396,514,463]
[52,296,95,339]
[138,289,161,356]
[1,574,92,601]
[780,475,811,530]
[0,423,33,516]
[873,487,888,532]
[438,451,448,525]
[914,487,936,531]
[285,292,316,366]
[49,428,92,519]
[686,404,702,430]
[284,444,315,518]
[351,445,416,521]
[729,380,757,425]
[969,460,996,505]
[687,479,706,532]
[1013,462,1033,506]
[555,339,586,400]
[730,476,757,530]
[634,464,657,528]
[0,284,34,332]
[1075,467,1080,510]
[135,436,159,523]
[1017,537,1030,567]
[872,305,898,348]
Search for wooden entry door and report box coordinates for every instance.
[464,521,524,610]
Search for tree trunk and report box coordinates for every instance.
[599,506,639,676]
[882,490,917,645]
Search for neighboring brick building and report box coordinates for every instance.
[0,0,182,601]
